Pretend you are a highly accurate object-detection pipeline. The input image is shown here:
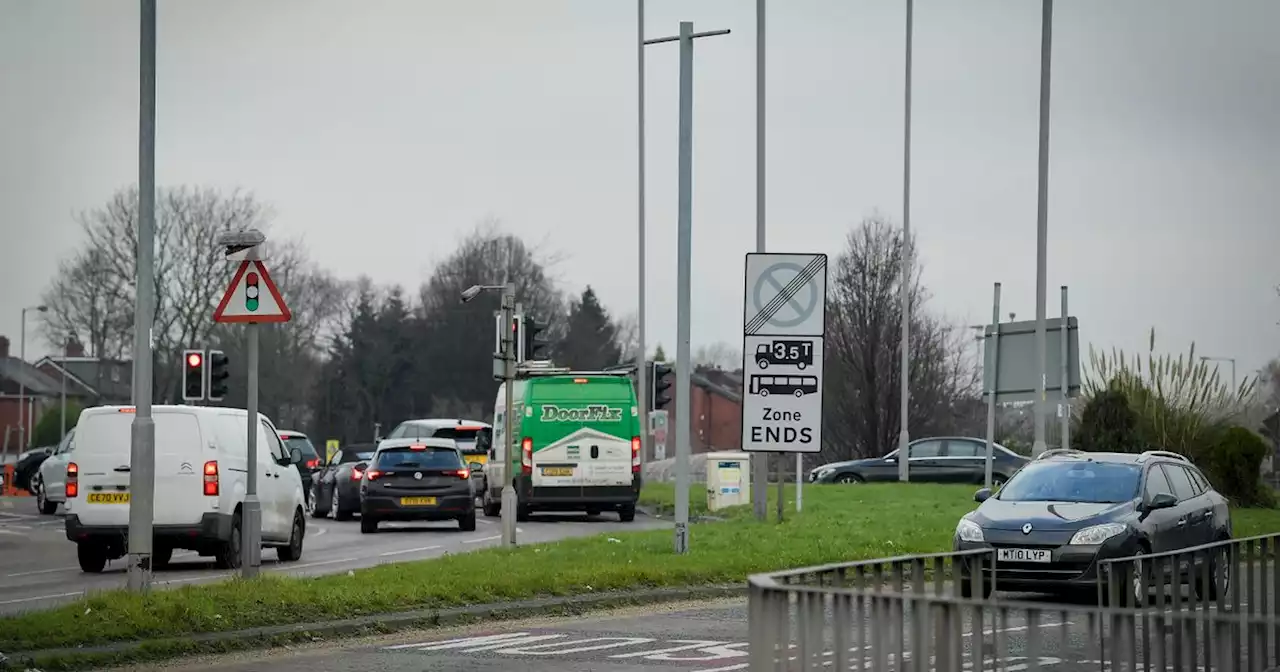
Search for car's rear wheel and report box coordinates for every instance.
[278,511,305,562]
[77,542,108,573]
[835,473,863,484]
[35,476,57,515]
[215,511,243,570]
[517,503,532,522]
[333,487,352,521]
[153,544,173,569]
[309,484,327,519]
[618,505,636,523]
[360,514,378,534]
[482,480,501,517]
[459,511,477,531]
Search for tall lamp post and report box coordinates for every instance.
[17,305,48,449]
[1200,356,1238,390]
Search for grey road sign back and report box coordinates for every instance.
[983,317,1081,404]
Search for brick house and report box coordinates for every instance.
[33,338,133,408]
[0,336,64,455]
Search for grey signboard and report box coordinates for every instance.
[983,317,1081,404]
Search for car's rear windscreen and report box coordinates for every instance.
[429,427,487,455]
[374,447,463,470]
[281,435,318,458]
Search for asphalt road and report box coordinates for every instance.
[0,496,665,615]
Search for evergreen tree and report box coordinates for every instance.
[559,286,622,370]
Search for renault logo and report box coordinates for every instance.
[1022,523,1033,534]
[414,472,422,480]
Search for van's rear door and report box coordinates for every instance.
[73,408,208,527]
[529,377,636,489]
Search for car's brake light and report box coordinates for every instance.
[305,458,319,469]
[521,437,533,475]
[365,469,383,481]
[66,462,78,498]
[631,436,641,473]
[351,467,364,481]
[203,460,219,496]
[409,444,427,451]
[447,468,470,479]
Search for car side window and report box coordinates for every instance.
[945,441,981,458]
[1144,466,1174,501]
[1180,466,1205,496]
[1161,464,1197,502]
[1187,467,1212,493]
[908,440,943,459]
[261,420,288,462]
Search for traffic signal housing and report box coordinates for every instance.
[207,350,229,401]
[523,316,550,361]
[182,349,206,401]
[651,361,673,411]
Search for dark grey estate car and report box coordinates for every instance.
[809,437,1030,487]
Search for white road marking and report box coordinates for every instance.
[274,557,357,571]
[379,545,442,557]
[156,574,231,586]
[5,566,78,578]
[0,591,82,606]
[477,519,495,525]
[462,535,501,545]
[0,529,26,536]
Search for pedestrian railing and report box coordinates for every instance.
[749,543,1280,671]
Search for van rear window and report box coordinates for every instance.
[76,412,202,455]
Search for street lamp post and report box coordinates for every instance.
[461,282,518,547]
[1200,356,1238,390]
[17,305,48,450]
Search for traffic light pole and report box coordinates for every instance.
[500,283,518,548]
[126,0,157,593]
[241,322,262,576]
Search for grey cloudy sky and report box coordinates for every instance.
[2,0,1277,377]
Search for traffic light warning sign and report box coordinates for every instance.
[213,260,292,324]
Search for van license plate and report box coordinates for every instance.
[86,493,131,504]
[997,548,1051,563]
[541,467,574,477]
[400,497,437,506]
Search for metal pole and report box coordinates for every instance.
[795,454,802,512]
[752,0,769,523]
[17,310,26,449]
[126,0,157,592]
[775,454,783,522]
[1060,286,1069,450]
[984,283,1002,489]
[60,341,67,441]
[241,324,261,577]
[636,0,649,465]
[673,20,695,556]
[1231,360,1237,390]
[1031,0,1054,457]
[898,0,914,481]
[501,284,518,547]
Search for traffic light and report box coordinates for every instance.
[651,361,673,411]
[182,349,206,401]
[511,313,525,361]
[523,316,550,361]
[207,350,229,401]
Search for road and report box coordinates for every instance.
[0,496,665,615]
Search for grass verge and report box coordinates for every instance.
[3,483,1278,656]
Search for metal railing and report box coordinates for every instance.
[749,542,1280,671]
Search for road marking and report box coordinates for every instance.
[495,637,657,655]
[0,529,26,536]
[274,557,357,571]
[462,535,501,544]
[157,574,231,586]
[379,545,442,557]
[0,591,82,606]
[477,519,495,525]
[5,566,78,578]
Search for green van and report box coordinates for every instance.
[482,370,641,522]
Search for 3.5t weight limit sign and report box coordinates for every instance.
[740,253,827,454]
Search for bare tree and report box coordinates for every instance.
[694,341,740,371]
[41,249,133,358]
[821,216,980,462]
[613,312,640,365]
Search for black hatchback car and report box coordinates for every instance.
[358,438,477,534]
[954,449,1231,601]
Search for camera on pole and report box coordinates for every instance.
[182,350,206,401]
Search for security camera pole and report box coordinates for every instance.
[462,282,518,546]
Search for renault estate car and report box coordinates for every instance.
[953,449,1230,602]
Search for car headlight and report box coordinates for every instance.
[1069,523,1127,546]
[814,467,834,480]
[956,518,985,543]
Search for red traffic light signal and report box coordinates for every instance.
[187,352,203,368]
[183,349,207,401]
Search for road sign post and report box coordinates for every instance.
[740,253,828,523]
[213,252,292,578]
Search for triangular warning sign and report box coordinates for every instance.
[213,260,292,324]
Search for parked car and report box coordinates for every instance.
[309,443,377,521]
[33,429,77,515]
[63,405,307,573]
[808,437,1029,486]
[357,438,476,533]
[14,444,54,494]
[277,430,320,514]
[953,449,1231,602]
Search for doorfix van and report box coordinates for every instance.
[63,405,307,573]
[483,371,641,522]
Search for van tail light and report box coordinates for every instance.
[631,436,641,473]
[203,460,219,496]
[521,437,533,475]
[351,467,364,481]
[365,469,383,481]
[66,462,78,498]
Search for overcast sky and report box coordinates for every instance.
[2,0,1277,379]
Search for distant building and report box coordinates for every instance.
[0,336,64,454]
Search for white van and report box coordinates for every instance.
[63,405,307,573]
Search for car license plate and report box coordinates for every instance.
[400,497,437,506]
[464,455,487,466]
[86,492,131,504]
[997,548,1052,563]
[541,466,574,477]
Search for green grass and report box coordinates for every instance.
[3,482,1279,654]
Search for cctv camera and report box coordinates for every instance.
[460,285,483,303]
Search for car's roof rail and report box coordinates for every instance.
[1140,450,1189,463]
[1034,448,1088,461]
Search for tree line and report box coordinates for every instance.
[41,185,1000,458]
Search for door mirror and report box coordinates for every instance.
[289,447,303,464]
[470,461,485,473]
[1146,492,1177,511]
[974,487,992,503]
